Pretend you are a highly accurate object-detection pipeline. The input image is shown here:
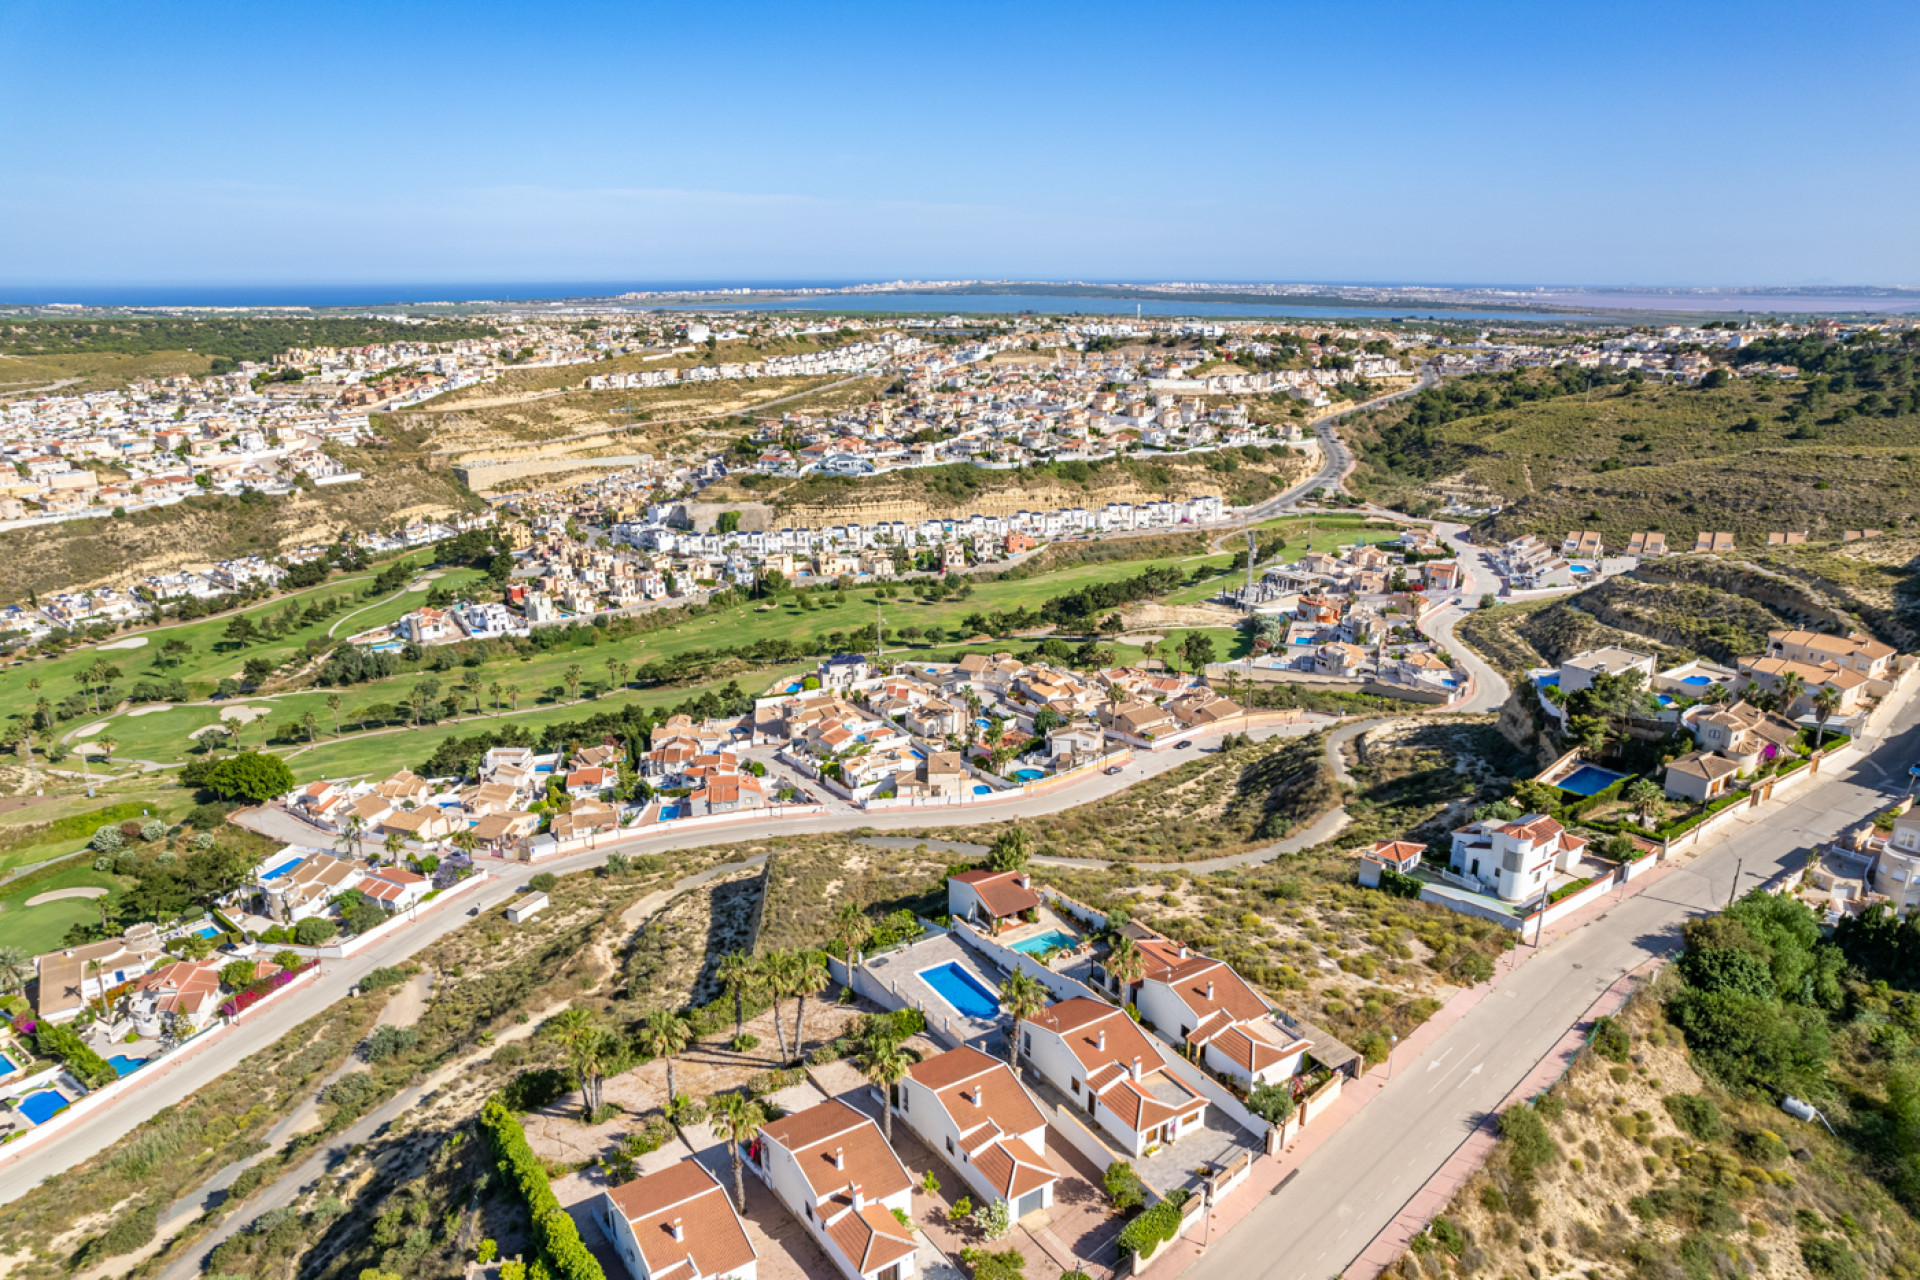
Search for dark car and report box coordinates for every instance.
[1174,740,1193,749]
[1104,765,1124,776]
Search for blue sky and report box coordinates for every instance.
[1,0,1915,289]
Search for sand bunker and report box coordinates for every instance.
[97,636,149,651]
[127,704,174,717]
[219,704,270,725]
[24,886,109,907]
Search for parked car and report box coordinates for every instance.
[1104,765,1124,776]
[1174,740,1193,749]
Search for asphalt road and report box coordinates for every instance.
[1190,674,1920,1280]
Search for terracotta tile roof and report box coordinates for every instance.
[605,1160,756,1280]
[821,1195,917,1274]
[1366,840,1428,865]
[970,1134,1056,1200]
[1158,957,1269,1024]
[950,869,1041,918]
[759,1100,911,1201]
[909,1047,1048,1145]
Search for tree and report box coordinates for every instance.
[638,1008,692,1104]
[564,664,584,703]
[791,952,830,1057]
[506,684,521,712]
[489,681,503,714]
[859,1040,911,1143]
[545,1008,618,1119]
[1625,778,1663,825]
[95,736,117,762]
[998,970,1048,1069]
[1105,934,1147,998]
[987,825,1029,873]
[717,950,757,1039]
[1811,684,1842,750]
[293,916,337,945]
[1178,631,1217,674]
[1247,1079,1296,1126]
[830,902,873,975]
[709,1091,767,1213]
[219,960,258,989]
[0,946,33,996]
[758,950,794,1061]
[204,752,296,802]
[1776,670,1807,720]
[325,693,343,735]
[299,711,320,743]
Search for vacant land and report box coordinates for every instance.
[0,350,214,394]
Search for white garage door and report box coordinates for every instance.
[1016,1188,1046,1219]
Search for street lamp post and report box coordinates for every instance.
[1386,1032,1400,1081]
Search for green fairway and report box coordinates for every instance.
[0,863,128,955]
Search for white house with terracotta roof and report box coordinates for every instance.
[1447,814,1589,904]
[1121,939,1311,1090]
[128,960,224,1037]
[752,1099,918,1280]
[1358,840,1427,887]
[898,1046,1059,1221]
[1020,996,1208,1157]
[599,1158,758,1280]
[947,869,1041,931]
[1766,629,1896,683]
[359,866,431,913]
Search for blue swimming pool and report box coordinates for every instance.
[1010,768,1044,783]
[972,785,992,796]
[261,855,306,881]
[0,1053,18,1077]
[107,1055,147,1077]
[17,1091,68,1125]
[1555,764,1632,797]
[658,805,681,821]
[1008,928,1077,956]
[1678,675,1714,688]
[1535,673,1559,688]
[192,924,221,940]
[920,962,1002,1020]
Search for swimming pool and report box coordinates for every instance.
[1678,675,1714,688]
[192,924,221,940]
[1535,673,1559,688]
[972,785,993,796]
[1008,928,1077,956]
[1555,764,1632,797]
[658,805,681,821]
[17,1091,68,1125]
[261,855,306,881]
[107,1054,147,1077]
[1010,768,1045,783]
[0,1053,17,1078]
[919,962,1002,1021]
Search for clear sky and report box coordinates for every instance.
[1,0,1915,290]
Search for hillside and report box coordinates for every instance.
[1346,340,1920,545]
[0,426,481,601]
[1395,891,1920,1280]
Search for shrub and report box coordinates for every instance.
[500,1067,571,1112]
[731,1033,761,1052]
[293,917,338,946]
[1661,1093,1724,1142]
[1103,1161,1146,1211]
[139,820,165,842]
[1117,1194,1187,1258]
[1247,1079,1296,1126]
[1497,1103,1558,1180]
[360,966,407,992]
[1801,1237,1865,1280]
[958,1245,1026,1280]
[319,1072,380,1113]
[529,872,558,893]
[1590,1015,1630,1063]
[364,1025,419,1062]
[77,1201,158,1263]
[90,826,124,854]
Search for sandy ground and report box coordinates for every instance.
[96,637,149,650]
[23,886,110,906]
[219,705,270,724]
[72,721,109,739]
[127,703,174,717]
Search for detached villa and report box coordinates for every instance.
[752,1100,918,1280]
[947,869,1041,933]
[1448,814,1589,904]
[599,1159,758,1280]
[899,1046,1060,1221]
[1021,997,1208,1157]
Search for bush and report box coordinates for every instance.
[529,872,558,893]
[139,820,165,842]
[1117,1195,1187,1258]
[1103,1161,1146,1211]
[360,966,407,992]
[500,1067,571,1113]
[319,1072,380,1113]
[1589,1015,1630,1062]
[1661,1093,1724,1141]
[293,917,338,946]
[78,1201,158,1263]
[731,1033,761,1052]
[1497,1103,1558,1180]
[1801,1237,1865,1280]
[364,1025,419,1062]
[90,826,124,854]
[1246,1079,1296,1126]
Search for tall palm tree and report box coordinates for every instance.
[300,711,320,743]
[998,969,1049,1070]
[716,950,757,1040]
[709,1091,767,1213]
[1776,670,1807,721]
[1625,778,1663,827]
[544,1008,614,1119]
[1811,684,1843,751]
[96,736,117,762]
[325,693,343,736]
[340,812,367,862]
[859,1040,911,1143]
[489,681,504,714]
[791,952,830,1058]
[757,950,793,1062]
[564,664,584,703]
[638,1008,692,1104]
[604,657,620,693]
[382,831,404,863]
[507,684,522,712]
[0,946,33,996]
[830,902,872,975]
[1105,934,1147,1003]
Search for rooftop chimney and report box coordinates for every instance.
[1130,1056,1143,1080]
[850,1183,865,1211]
[1096,1029,1107,1051]
[669,1218,684,1242]
[832,1146,845,1169]
[970,1087,984,1107]
[1178,944,1189,960]
[1205,981,1215,1001]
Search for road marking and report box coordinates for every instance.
[1455,1062,1484,1090]
[1425,1047,1455,1073]
[1427,1042,1479,1090]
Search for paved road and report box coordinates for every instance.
[1241,370,1436,521]
[1191,677,1920,1280]
[1418,523,1516,715]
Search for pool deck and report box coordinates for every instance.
[863,932,1008,1049]
[993,904,1086,959]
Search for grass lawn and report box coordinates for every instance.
[0,863,129,954]
[1160,517,1406,606]
[0,781,194,878]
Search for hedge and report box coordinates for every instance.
[1547,877,1595,904]
[1117,1193,1189,1259]
[35,1022,115,1090]
[1656,788,1749,838]
[1376,866,1423,899]
[481,1096,607,1280]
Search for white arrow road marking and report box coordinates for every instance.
[1428,1043,1479,1091]
[1426,1047,1455,1072]
[1456,1062,1484,1090]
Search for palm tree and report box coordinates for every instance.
[1625,778,1663,827]
[1105,934,1147,1003]
[325,693,343,735]
[830,902,872,975]
[489,681,504,714]
[604,657,620,693]
[638,1008,692,1104]
[1776,670,1807,721]
[615,660,631,690]
[300,711,320,743]
[382,831,404,863]
[340,812,367,862]
[791,952,830,1058]
[998,969,1049,1070]
[757,950,793,1062]
[1811,684,1842,751]
[564,664,584,703]
[545,1008,615,1119]
[96,735,117,762]
[709,1091,767,1213]
[507,684,522,712]
[0,947,33,996]
[859,1040,911,1143]
[717,950,757,1040]
[450,828,478,858]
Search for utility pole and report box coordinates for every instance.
[875,599,884,668]
[1244,528,1257,603]
[1728,857,1743,909]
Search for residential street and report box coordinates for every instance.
[1189,672,1920,1280]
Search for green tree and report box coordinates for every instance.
[998,970,1048,1069]
[790,951,830,1057]
[203,752,296,802]
[717,950,758,1039]
[1810,684,1842,750]
[1177,631,1217,674]
[859,1040,911,1144]
[638,1008,692,1104]
[987,825,1030,873]
[564,663,584,703]
[544,1008,619,1119]
[709,1091,766,1213]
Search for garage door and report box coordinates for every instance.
[1016,1188,1046,1219]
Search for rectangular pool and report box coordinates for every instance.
[1555,764,1632,798]
[919,962,1002,1021]
[261,856,306,881]
[17,1090,68,1125]
[107,1054,147,1077]
[192,924,221,940]
[1008,928,1077,956]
